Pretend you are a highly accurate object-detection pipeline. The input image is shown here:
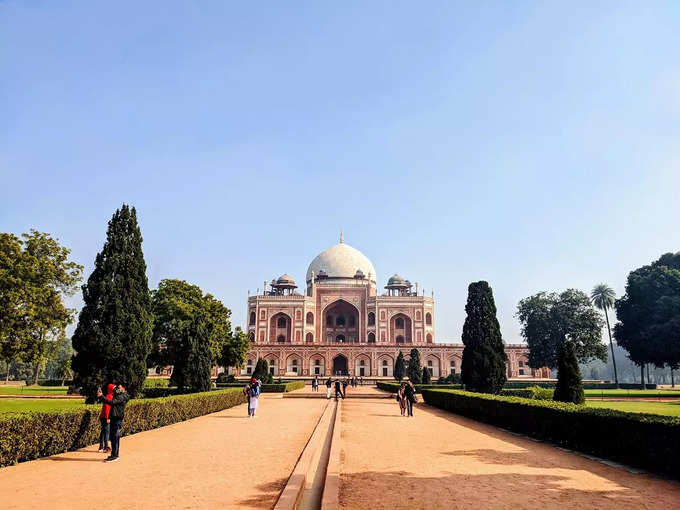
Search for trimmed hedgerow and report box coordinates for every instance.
[215,381,305,392]
[376,382,463,393]
[502,381,658,390]
[499,386,554,400]
[142,378,170,389]
[0,388,246,467]
[421,388,680,477]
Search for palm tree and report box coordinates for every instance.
[591,283,618,388]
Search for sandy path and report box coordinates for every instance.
[338,399,680,509]
[0,396,327,510]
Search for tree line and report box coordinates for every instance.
[0,205,250,398]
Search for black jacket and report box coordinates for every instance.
[404,384,416,402]
[99,392,130,420]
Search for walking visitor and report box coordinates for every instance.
[334,378,344,400]
[325,377,332,399]
[312,376,319,391]
[97,383,130,462]
[98,383,114,453]
[248,377,261,417]
[397,382,407,416]
[404,380,417,417]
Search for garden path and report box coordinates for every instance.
[337,398,680,509]
[0,396,327,510]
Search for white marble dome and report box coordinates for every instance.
[306,241,377,283]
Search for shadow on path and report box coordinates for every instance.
[237,477,288,509]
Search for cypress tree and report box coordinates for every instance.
[421,363,432,384]
[394,351,405,381]
[71,205,153,400]
[171,313,212,393]
[461,281,507,394]
[407,348,423,384]
[553,341,585,404]
[253,358,273,384]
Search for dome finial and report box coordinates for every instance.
[339,230,344,243]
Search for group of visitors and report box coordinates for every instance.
[396,380,417,417]
[322,376,350,400]
[243,377,262,417]
[96,382,130,462]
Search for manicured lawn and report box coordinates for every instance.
[586,400,680,418]
[584,389,680,398]
[0,386,70,396]
[0,398,88,414]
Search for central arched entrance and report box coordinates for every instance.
[333,354,348,376]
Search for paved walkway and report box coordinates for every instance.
[337,399,680,509]
[0,396,327,510]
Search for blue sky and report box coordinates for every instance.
[2,1,679,342]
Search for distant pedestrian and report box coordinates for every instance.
[98,383,114,453]
[312,376,319,392]
[334,379,344,400]
[248,377,261,417]
[404,380,417,417]
[325,377,332,399]
[97,383,130,462]
[397,382,407,416]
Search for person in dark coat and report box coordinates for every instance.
[97,383,130,462]
[325,377,332,399]
[404,380,417,417]
[334,379,344,400]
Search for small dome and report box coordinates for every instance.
[276,274,296,285]
[387,274,406,286]
[354,269,365,279]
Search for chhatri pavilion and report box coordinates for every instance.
[231,235,549,380]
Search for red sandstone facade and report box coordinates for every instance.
[231,237,550,380]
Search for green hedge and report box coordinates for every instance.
[377,381,463,393]
[499,386,554,400]
[503,381,657,390]
[142,378,170,389]
[0,388,246,467]
[215,380,305,392]
[421,388,680,477]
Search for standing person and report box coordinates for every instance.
[325,377,332,399]
[334,378,344,400]
[248,377,261,417]
[98,383,114,453]
[312,376,318,392]
[404,380,417,417]
[242,381,252,416]
[97,383,130,462]
[342,378,348,397]
[397,382,407,416]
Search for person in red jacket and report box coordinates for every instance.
[98,384,115,453]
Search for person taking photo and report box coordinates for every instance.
[97,383,130,462]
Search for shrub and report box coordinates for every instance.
[377,381,463,393]
[215,381,304,392]
[422,367,432,384]
[0,388,246,467]
[553,342,585,404]
[142,378,170,389]
[216,373,236,384]
[499,386,554,400]
[421,388,680,478]
[139,387,179,398]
